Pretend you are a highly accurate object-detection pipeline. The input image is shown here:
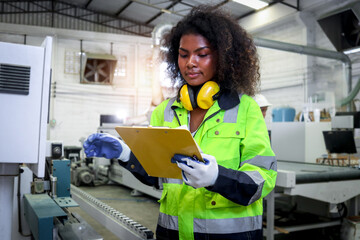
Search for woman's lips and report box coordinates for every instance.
[187,72,200,78]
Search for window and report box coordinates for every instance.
[64,50,80,74]
[114,56,127,77]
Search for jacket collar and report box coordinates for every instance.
[217,89,240,110]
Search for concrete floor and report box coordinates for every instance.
[69,183,342,240]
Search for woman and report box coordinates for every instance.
[84,5,277,240]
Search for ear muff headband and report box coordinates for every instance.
[179,81,220,111]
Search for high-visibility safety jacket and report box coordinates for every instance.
[120,90,277,240]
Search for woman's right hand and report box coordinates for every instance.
[83,133,131,162]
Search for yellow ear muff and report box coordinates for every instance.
[197,81,220,109]
[179,84,195,111]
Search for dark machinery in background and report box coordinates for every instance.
[65,146,109,187]
[318,1,360,52]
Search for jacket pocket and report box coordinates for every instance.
[204,191,241,210]
[158,187,168,214]
[158,184,181,216]
[204,124,243,169]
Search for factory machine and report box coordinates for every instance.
[0,39,154,240]
[29,142,154,240]
[0,37,102,240]
[0,37,54,240]
[65,146,109,187]
[264,161,360,240]
[23,142,103,240]
[17,140,155,240]
[264,117,360,240]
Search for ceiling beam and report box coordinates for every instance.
[0,0,154,36]
[278,0,300,11]
[130,0,185,17]
[145,0,180,25]
[115,1,132,16]
[55,1,152,29]
[84,0,93,9]
[214,0,230,8]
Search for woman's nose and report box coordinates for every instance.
[186,55,197,68]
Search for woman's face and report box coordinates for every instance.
[178,34,217,87]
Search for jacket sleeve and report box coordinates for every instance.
[207,98,277,206]
[118,152,159,188]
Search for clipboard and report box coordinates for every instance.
[115,126,203,179]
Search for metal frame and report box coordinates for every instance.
[0,0,153,36]
[23,194,67,240]
[0,0,286,37]
[264,166,360,240]
[0,0,195,37]
[71,184,155,240]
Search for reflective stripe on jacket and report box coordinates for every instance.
[150,93,277,240]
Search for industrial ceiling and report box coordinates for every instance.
[0,0,300,37]
[59,0,300,37]
[1,0,359,51]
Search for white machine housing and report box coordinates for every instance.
[0,37,52,177]
[271,122,332,163]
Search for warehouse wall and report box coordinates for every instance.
[0,23,153,147]
[255,19,345,125]
[50,36,153,146]
[240,2,360,126]
[2,0,360,146]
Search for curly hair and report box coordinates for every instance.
[162,5,260,96]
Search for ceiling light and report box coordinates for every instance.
[161,8,172,14]
[232,0,269,10]
[343,47,360,55]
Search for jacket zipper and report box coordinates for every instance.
[193,110,221,138]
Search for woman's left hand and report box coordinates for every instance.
[173,153,219,188]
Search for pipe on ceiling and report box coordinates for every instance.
[254,37,352,110]
[152,23,173,46]
[150,23,173,106]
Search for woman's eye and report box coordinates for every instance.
[179,54,187,58]
[199,54,208,57]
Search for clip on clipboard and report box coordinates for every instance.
[115,126,203,179]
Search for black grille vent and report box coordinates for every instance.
[0,64,31,95]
